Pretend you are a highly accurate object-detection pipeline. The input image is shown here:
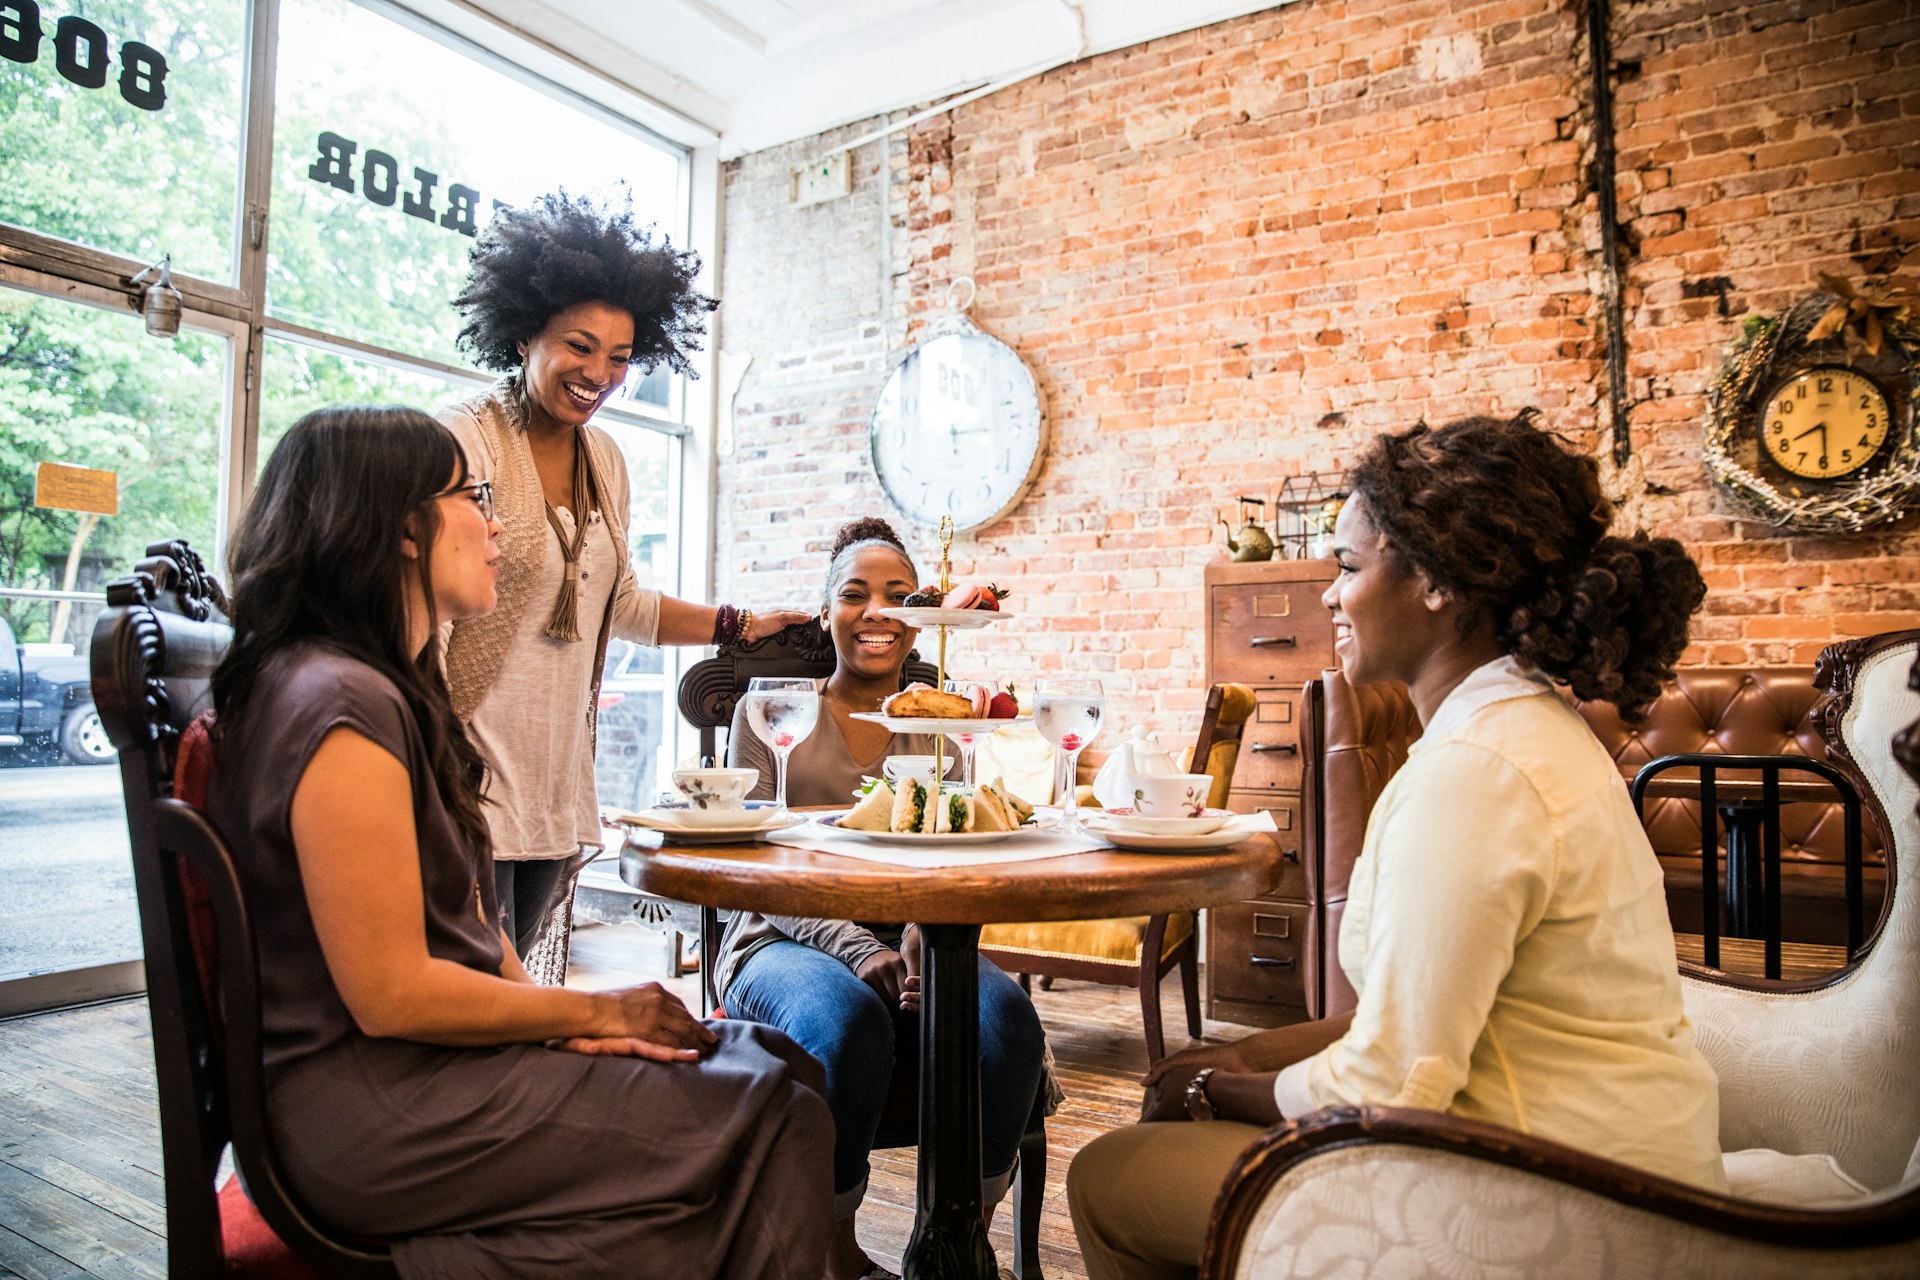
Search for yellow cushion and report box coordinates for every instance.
[1217,682,1257,726]
[981,912,1195,965]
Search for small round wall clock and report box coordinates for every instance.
[870,280,1046,532]
[1704,282,1920,533]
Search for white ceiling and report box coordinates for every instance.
[459,0,1290,157]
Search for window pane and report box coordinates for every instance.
[258,336,482,469]
[0,0,245,283]
[268,0,687,369]
[0,285,229,980]
[593,420,673,813]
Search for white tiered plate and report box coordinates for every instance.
[850,712,1024,736]
[612,806,805,844]
[815,810,1027,847]
[875,606,1016,630]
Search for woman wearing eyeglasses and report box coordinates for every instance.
[208,406,832,1278]
[442,190,805,962]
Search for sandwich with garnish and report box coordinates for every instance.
[889,777,975,833]
[841,778,896,831]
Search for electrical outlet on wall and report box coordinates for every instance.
[791,153,851,207]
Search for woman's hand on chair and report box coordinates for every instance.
[745,608,813,643]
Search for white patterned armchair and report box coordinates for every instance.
[1199,631,1920,1279]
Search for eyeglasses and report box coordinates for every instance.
[434,480,494,521]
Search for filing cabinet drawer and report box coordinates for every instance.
[1226,791,1309,899]
[1208,581,1333,686]
[1207,899,1318,1017]
[1233,691,1306,792]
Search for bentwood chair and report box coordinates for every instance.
[93,541,397,1279]
[1200,631,1920,1279]
[979,682,1257,1064]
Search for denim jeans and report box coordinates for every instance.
[726,938,1046,1218]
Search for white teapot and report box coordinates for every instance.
[1093,726,1179,811]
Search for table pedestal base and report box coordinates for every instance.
[903,924,996,1280]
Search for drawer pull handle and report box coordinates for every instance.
[1250,635,1298,648]
[1250,956,1296,969]
[1251,743,1299,756]
[1283,847,1299,863]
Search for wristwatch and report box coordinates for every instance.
[1184,1067,1218,1122]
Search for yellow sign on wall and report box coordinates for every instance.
[34,462,119,516]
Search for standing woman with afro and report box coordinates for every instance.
[443,191,806,965]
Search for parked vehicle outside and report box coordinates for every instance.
[0,613,113,765]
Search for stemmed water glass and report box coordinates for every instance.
[743,677,820,811]
[943,678,988,788]
[1033,677,1105,833]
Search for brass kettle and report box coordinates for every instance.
[1218,496,1275,562]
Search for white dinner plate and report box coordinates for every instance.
[815,810,1024,846]
[613,807,805,843]
[849,711,1025,736]
[875,606,1016,630]
[1086,820,1251,853]
[1096,808,1234,837]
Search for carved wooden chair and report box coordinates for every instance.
[94,541,397,1278]
[676,621,1049,1277]
[979,682,1257,1064]
[1200,631,1920,1279]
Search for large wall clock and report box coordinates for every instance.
[1704,280,1919,534]
[869,287,1046,532]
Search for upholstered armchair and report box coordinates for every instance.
[1298,670,1421,1018]
[1199,631,1920,1278]
[980,683,1257,1064]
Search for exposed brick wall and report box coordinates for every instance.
[716,0,1920,748]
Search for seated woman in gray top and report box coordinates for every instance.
[719,517,1046,1280]
[205,405,832,1280]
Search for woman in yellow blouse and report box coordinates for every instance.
[1067,411,1722,1280]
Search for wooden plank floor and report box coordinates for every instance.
[0,924,1245,1279]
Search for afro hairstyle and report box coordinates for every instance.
[451,188,717,376]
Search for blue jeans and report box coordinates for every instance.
[726,938,1046,1218]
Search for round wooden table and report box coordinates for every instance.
[619,820,1282,1280]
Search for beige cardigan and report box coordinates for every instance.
[439,378,637,753]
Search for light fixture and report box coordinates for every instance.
[128,254,182,338]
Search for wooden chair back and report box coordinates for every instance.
[92,541,395,1279]
[676,620,937,763]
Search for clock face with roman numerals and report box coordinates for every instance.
[870,324,1046,531]
[1760,364,1891,480]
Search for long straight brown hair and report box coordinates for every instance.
[213,406,491,851]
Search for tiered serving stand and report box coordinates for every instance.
[849,515,1017,789]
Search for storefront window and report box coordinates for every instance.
[0,285,230,985]
[0,0,246,283]
[268,0,686,367]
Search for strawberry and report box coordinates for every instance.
[988,688,1019,718]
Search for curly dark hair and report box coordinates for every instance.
[823,517,916,608]
[451,189,716,375]
[1348,411,1706,721]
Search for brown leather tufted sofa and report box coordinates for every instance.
[1567,669,1886,944]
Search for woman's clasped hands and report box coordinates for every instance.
[854,923,923,1012]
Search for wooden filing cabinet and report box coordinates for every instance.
[1203,559,1337,1028]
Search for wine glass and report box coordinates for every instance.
[943,678,988,788]
[743,677,820,811]
[1033,677,1105,832]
